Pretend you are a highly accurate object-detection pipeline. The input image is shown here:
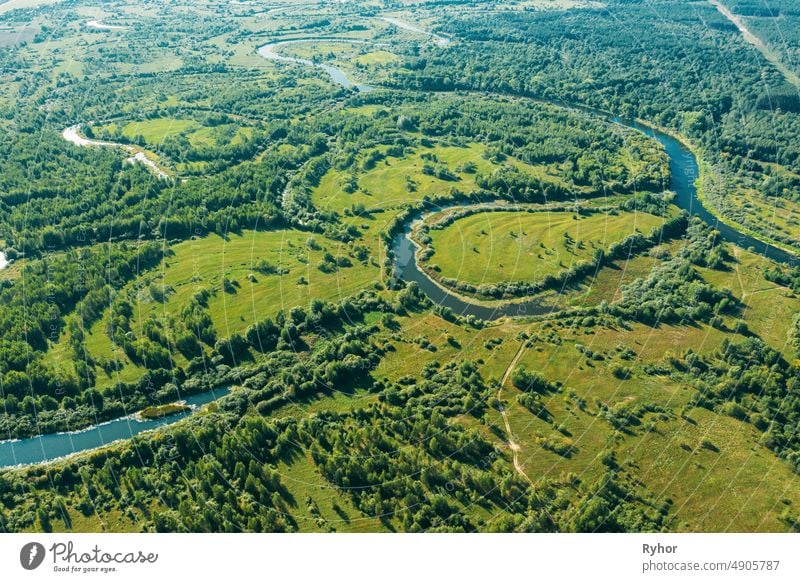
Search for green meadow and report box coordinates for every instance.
[312,140,571,214]
[425,209,666,287]
[96,117,255,148]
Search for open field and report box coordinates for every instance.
[101,118,201,143]
[313,142,497,213]
[370,287,800,531]
[312,141,572,214]
[425,209,666,287]
[728,189,800,252]
[137,228,382,332]
[78,209,395,389]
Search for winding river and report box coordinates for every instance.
[0,387,231,468]
[31,29,798,470]
[257,38,375,92]
[379,16,451,47]
[256,35,800,319]
[391,117,800,321]
[86,19,126,31]
[62,125,171,180]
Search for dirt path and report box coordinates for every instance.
[498,341,533,486]
[709,0,800,89]
[732,246,747,298]
[732,246,789,307]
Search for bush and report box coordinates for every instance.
[511,367,551,392]
[611,364,631,380]
[721,401,748,421]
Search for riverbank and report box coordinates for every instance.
[62,124,172,180]
[632,118,800,261]
[257,38,376,92]
[0,387,231,469]
[379,16,451,47]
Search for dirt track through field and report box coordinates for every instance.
[498,342,533,486]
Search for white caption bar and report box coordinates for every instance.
[0,533,797,581]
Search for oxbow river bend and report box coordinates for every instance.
[253,37,799,322]
[393,117,800,321]
[16,32,797,469]
[257,39,375,92]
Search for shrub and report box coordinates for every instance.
[511,367,551,392]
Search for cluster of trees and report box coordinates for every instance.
[614,219,737,325]
[0,125,306,255]
[476,165,571,201]
[387,95,668,195]
[682,336,800,475]
[729,1,784,17]
[0,242,164,433]
[764,262,800,291]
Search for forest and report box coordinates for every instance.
[1,0,800,533]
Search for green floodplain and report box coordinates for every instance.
[1,0,800,533]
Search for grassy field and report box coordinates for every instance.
[113,118,200,142]
[367,283,800,531]
[80,209,398,389]
[425,209,666,287]
[144,228,381,332]
[697,246,795,353]
[353,50,400,66]
[281,40,377,61]
[728,188,800,253]
[621,405,800,532]
[96,117,254,148]
[313,142,493,213]
[312,141,567,214]
[189,124,253,147]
